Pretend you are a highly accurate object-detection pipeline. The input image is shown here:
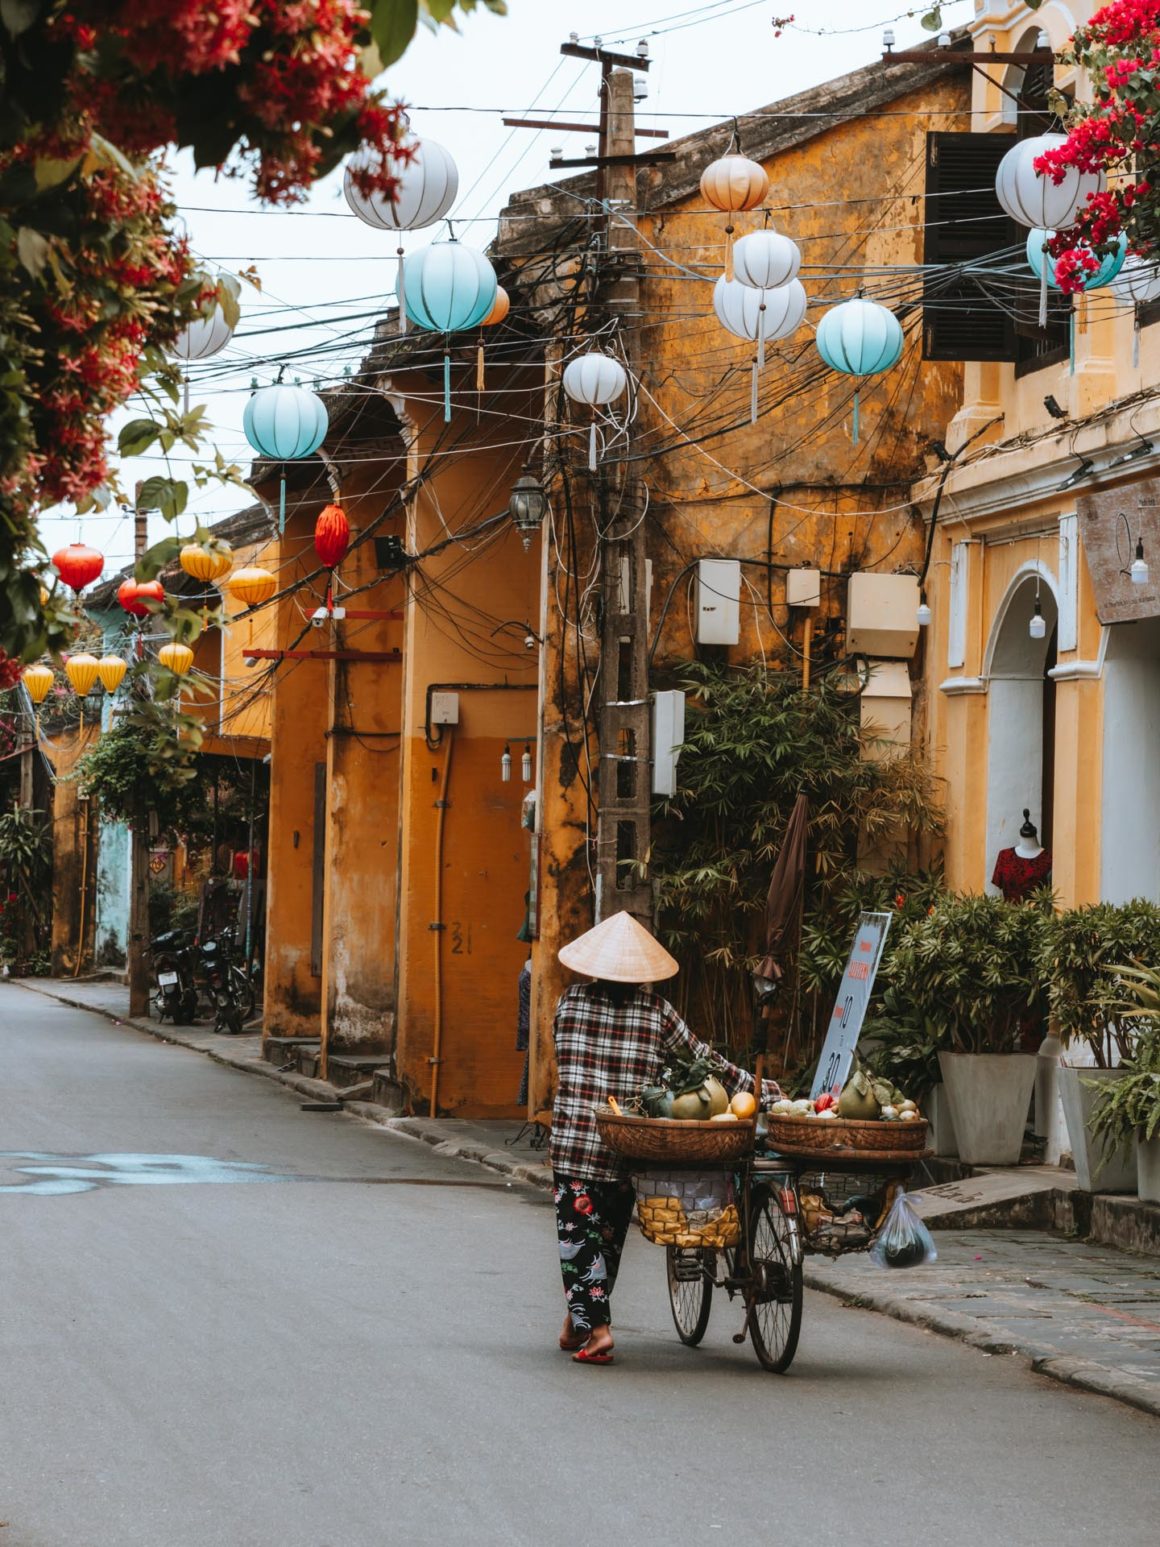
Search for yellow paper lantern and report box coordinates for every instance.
[64,652,100,697]
[158,641,194,677]
[227,566,278,608]
[180,542,233,584]
[96,654,127,693]
[22,662,54,704]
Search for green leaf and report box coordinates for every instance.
[136,476,188,521]
[118,418,161,457]
[370,0,420,66]
[920,8,942,31]
[15,226,49,277]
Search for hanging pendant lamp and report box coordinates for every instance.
[700,151,769,278]
[243,381,328,534]
[713,276,807,422]
[562,352,629,471]
[815,298,904,444]
[402,240,498,420]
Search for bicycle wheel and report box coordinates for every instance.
[666,1247,714,1346]
[746,1192,803,1374]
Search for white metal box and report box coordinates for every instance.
[785,567,821,609]
[429,691,460,726]
[846,572,920,658]
[652,689,686,797]
[695,559,741,645]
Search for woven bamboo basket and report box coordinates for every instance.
[764,1112,928,1162]
[593,1105,755,1165]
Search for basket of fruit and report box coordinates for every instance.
[593,1054,758,1165]
[764,1070,928,1162]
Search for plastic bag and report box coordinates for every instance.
[868,1187,937,1270]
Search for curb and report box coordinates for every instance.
[353,1112,554,1191]
[800,1268,1160,1420]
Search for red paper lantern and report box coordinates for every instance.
[117,578,166,618]
[314,503,351,569]
[52,542,104,591]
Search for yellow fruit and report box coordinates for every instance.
[730,1092,757,1119]
[710,1111,739,1122]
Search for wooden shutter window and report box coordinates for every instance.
[922,131,1017,363]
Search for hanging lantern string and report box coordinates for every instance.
[397,244,407,336]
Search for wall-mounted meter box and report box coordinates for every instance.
[429,691,460,726]
[652,689,686,797]
[696,559,741,645]
[785,567,821,609]
[846,573,920,658]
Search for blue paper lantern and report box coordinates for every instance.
[815,298,903,443]
[1025,228,1127,291]
[243,382,328,532]
[403,241,497,333]
[243,383,328,460]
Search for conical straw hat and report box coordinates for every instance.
[558,911,679,984]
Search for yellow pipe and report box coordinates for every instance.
[74,793,90,978]
[801,614,813,692]
[429,729,454,1117]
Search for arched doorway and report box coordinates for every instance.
[1101,619,1160,903]
[985,570,1058,888]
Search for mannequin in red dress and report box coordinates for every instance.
[992,809,1052,903]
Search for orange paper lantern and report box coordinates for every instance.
[158,641,194,677]
[482,286,510,327]
[118,578,166,618]
[64,652,100,696]
[97,655,127,693]
[227,566,278,608]
[22,663,54,704]
[180,543,232,584]
[52,542,104,591]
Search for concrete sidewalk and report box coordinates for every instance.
[12,974,1160,1420]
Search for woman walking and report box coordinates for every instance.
[551,910,779,1365]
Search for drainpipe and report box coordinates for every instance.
[429,728,455,1117]
[73,793,91,979]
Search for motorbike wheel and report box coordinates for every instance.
[173,991,198,1025]
[216,1000,244,1036]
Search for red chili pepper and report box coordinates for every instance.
[814,1093,836,1113]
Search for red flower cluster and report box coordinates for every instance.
[1033,2,1160,287]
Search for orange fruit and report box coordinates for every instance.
[730,1092,757,1119]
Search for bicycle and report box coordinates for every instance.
[664,1150,911,1373]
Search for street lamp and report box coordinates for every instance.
[509,468,548,548]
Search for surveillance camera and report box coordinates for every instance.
[310,606,328,629]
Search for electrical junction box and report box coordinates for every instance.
[860,660,913,756]
[429,691,460,726]
[846,572,920,658]
[652,690,686,798]
[696,559,741,645]
[785,567,821,609]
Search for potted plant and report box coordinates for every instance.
[861,989,957,1156]
[1087,964,1160,1203]
[887,893,1047,1165]
[1039,902,1160,1191]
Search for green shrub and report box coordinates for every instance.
[1038,900,1160,1066]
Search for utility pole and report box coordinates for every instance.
[127,492,151,1017]
[593,62,653,923]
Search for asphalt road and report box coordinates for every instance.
[1,987,1157,1547]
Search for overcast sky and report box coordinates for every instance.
[49,0,974,573]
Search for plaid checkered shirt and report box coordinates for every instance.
[550,983,777,1181]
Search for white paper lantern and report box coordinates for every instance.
[1110,253,1160,308]
[343,139,459,232]
[562,352,628,408]
[713,276,807,345]
[562,352,629,470]
[172,303,234,362]
[995,133,1104,231]
[732,230,801,291]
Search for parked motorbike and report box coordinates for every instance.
[198,931,244,1035]
[150,929,198,1024]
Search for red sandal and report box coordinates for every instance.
[572,1345,615,1365]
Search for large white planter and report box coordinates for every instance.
[1139,1132,1160,1204]
[938,1052,1037,1166]
[1057,1065,1137,1193]
[926,1083,959,1158]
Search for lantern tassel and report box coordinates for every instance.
[1038,262,1047,329]
[443,351,452,422]
[1069,308,1076,375]
[476,341,485,394]
[589,421,598,473]
[750,359,758,425]
[725,223,735,281]
[852,389,860,446]
[279,474,286,535]
[1134,317,1141,370]
[397,247,407,334]
[183,372,190,416]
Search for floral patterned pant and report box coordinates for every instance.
[554,1174,636,1331]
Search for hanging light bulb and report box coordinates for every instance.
[500,744,512,782]
[916,596,932,627]
[1131,538,1149,586]
[1029,598,1047,640]
[521,744,533,782]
